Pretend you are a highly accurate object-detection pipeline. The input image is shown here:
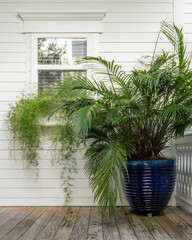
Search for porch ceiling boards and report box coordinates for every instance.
[0,206,191,239]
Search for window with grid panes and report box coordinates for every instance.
[36,37,88,91]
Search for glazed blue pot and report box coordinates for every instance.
[122,159,176,215]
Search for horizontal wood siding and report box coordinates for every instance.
[0,0,173,206]
[184,0,192,34]
[0,3,173,13]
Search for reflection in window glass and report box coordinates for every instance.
[38,38,87,65]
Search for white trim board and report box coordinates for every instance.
[18,12,106,21]
[175,195,192,213]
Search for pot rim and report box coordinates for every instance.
[127,159,176,165]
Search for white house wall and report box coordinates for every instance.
[0,0,175,206]
[184,0,192,35]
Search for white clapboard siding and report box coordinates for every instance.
[0,159,86,169]
[0,53,25,63]
[0,102,15,111]
[0,148,84,160]
[0,63,25,72]
[0,3,172,13]
[184,24,192,34]
[0,73,25,82]
[103,13,173,23]
[0,178,90,188]
[184,14,192,23]
[0,43,25,53]
[0,140,12,149]
[184,3,192,47]
[114,62,140,72]
[100,42,171,53]
[102,22,163,33]
[0,121,8,131]
[100,33,169,43]
[0,0,175,206]
[185,3,192,13]
[0,33,25,43]
[99,52,157,62]
[0,23,23,33]
[0,13,22,23]
[0,188,93,198]
[0,131,10,140]
[0,169,86,179]
[0,0,173,2]
[0,82,25,91]
[0,112,7,121]
[0,92,23,102]
[0,149,41,159]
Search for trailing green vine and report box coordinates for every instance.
[7,90,79,204]
[50,123,79,205]
[7,94,54,168]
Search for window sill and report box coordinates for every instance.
[40,118,63,127]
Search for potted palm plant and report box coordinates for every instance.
[8,22,192,216]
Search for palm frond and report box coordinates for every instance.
[69,100,102,140]
[161,21,191,72]
[84,139,129,216]
[82,56,129,87]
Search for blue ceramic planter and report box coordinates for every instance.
[122,159,176,215]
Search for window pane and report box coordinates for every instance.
[38,38,87,65]
[72,41,87,59]
[38,70,86,91]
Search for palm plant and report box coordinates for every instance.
[52,22,192,215]
[7,22,192,216]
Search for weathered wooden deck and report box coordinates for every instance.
[0,206,191,239]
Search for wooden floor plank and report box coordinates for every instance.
[18,207,57,240]
[0,207,7,214]
[69,206,90,240]
[170,207,192,227]
[87,207,103,240]
[163,208,192,239]
[0,207,191,239]
[154,213,190,240]
[102,210,121,240]
[0,207,16,222]
[141,215,172,240]
[125,208,154,240]
[0,207,33,239]
[53,207,79,240]
[0,207,23,227]
[115,207,137,240]
[36,207,66,240]
[1,207,48,240]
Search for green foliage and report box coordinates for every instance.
[7,22,192,217]
[50,123,78,205]
[7,93,55,167]
[7,87,82,204]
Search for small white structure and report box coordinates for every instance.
[0,0,191,208]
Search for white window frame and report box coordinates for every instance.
[26,33,99,93]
